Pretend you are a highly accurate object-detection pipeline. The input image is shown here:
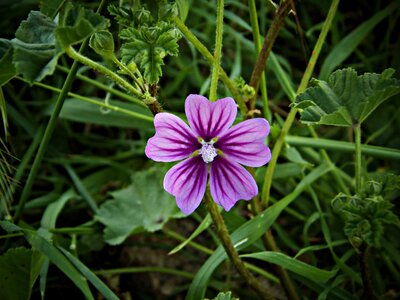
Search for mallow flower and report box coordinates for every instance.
[145,94,271,214]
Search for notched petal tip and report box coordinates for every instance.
[210,157,258,212]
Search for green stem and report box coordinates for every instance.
[248,0,270,120]
[298,0,340,93]
[163,227,279,283]
[111,55,146,93]
[354,123,362,194]
[65,46,142,97]
[209,0,224,102]
[56,65,147,107]
[14,45,93,223]
[16,77,153,123]
[94,267,195,279]
[173,16,247,115]
[261,0,339,207]
[205,193,275,300]
[162,227,213,255]
[285,135,400,160]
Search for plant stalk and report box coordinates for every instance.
[354,123,362,194]
[173,16,247,115]
[205,193,275,300]
[13,0,109,223]
[209,0,224,102]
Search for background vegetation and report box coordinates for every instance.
[0,0,399,299]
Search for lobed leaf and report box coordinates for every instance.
[55,3,109,49]
[293,68,400,126]
[120,23,181,84]
[95,166,183,245]
[11,11,60,83]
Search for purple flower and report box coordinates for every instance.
[145,94,271,214]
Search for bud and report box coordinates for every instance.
[89,30,115,58]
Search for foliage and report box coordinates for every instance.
[0,0,399,299]
[293,68,400,126]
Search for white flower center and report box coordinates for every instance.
[199,142,218,163]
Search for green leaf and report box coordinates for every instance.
[0,39,17,86]
[11,11,60,83]
[40,0,65,18]
[58,248,119,300]
[54,98,153,130]
[169,213,213,255]
[95,166,183,245]
[0,247,44,300]
[120,22,181,83]
[242,252,337,283]
[293,68,400,126]
[187,163,333,300]
[209,291,239,300]
[24,230,94,300]
[55,3,108,49]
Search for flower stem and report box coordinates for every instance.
[13,0,109,223]
[173,16,247,115]
[209,0,224,102]
[261,0,339,207]
[65,46,142,97]
[248,0,270,121]
[205,193,275,300]
[354,123,362,194]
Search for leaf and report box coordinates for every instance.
[54,98,153,130]
[55,3,108,49]
[169,213,213,255]
[319,2,399,80]
[11,11,60,83]
[0,221,94,299]
[95,166,183,245]
[58,248,119,300]
[293,68,400,126]
[40,0,65,19]
[0,39,17,86]
[120,22,181,83]
[0,247,44,300]
[209,291,239,300]
[242,252,337,283]
[187,163,333,300]
[23,230,94,300]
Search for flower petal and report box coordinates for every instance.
[145,113,198,162]
[164,157,208,214]
[210,157,258,211]
[218,118,271,167]
[185,94,237,140]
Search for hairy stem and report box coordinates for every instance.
[249,0,293,109]
[205,193,275,300]
[359,244,374,300]
[173,16,247,115]
[209,0,224,101]
[65,46,142,97]
[354,123,362,194]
